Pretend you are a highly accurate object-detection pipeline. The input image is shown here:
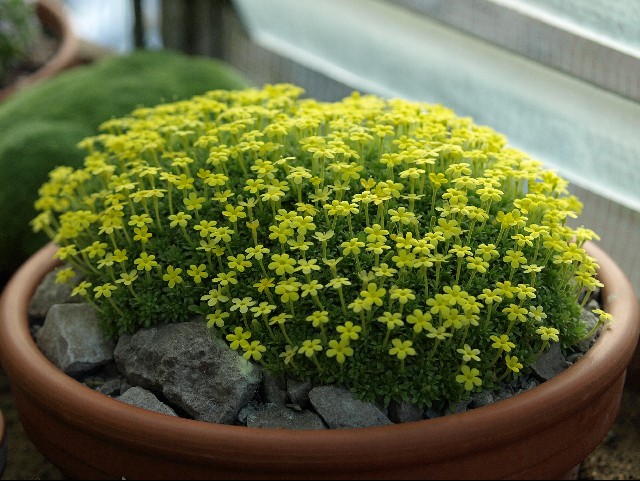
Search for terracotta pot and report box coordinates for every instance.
[0,241,638,480]
[0,409,6,477]
[0,0,80,102]
[629,344,640,391]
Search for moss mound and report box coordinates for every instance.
[0,49,249,284]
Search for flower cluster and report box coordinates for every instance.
[33,83,611,409]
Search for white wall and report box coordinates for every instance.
[231,0,640,295]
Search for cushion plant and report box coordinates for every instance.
[0,49,248,285]
[32,83,612,411]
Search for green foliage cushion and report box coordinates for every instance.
[0,49,249,283]
[34,84,607,410]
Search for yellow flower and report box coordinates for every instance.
[457,344,481,362]
[505,355,523,373]
[269,313,293,326]
[162,265,183,288]
[206,310,230,329]
[306,311,329,328]
[134,253,158,271]
[116,271,138,286]
[268,253,296,276]
[358,283,385,309]
[426,325,452,341]
[502,304,528,323]
[327,277,351,289]
[466,256,489,274]
[212,271,237,287]
[55,267,75,285]
[133,226,152,244]
[83,241,108,259]
[388,207,416,226]
[226,326,251,350]
[231,297,256,314]
[279,345,298,365]
[296,258,321,275]
[391,250,416,269]
[194,220,217,238]
[112,249,128,263]
[71,280,92,298]
[592,308,614,324]
[53,244,78,261]
[227,254,252,272]
[201,287,229,307]
[336,321,362,341]
[168,211,192,228]
[253,277,275,293]
[243,340,267,361]
[222,204,246,223]
[406,309,432,333]
[388,339,416,360]
[326,339,354,364]
[536,326,559,342]
[301,280,323,297]
[503,249,527,269]
[251,302,276,318]
[389,286,415,305]
[490,334,515,352]
[455,365,482,391]
[128,214,153,228]
[298,339,323,358]
[341,238,365,256]
[186,264,208,283]
[94,283,117,299]
[245,244,270,260]
[364,224,388,243]
[377,312,404,330]
[478,288,502,305]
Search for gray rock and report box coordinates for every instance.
[469,390,496,409]
[262,370,288,406]
[117,387,177,417]
[309,385,392,429]
[35,303,115,377]
[531,342,571,381]
[388,401,423,423]
[520,377,540,391]
[493,388,516,403]
[287,379,313,407]
[566,352,583,364]
[237,401,261,425]
[94,378,123,397]
[114,321,262,424]
[451,398,471,413]
[28,267,82,319]
[120,380,132,395]
[424,407,444,419]
[246,404,327,430]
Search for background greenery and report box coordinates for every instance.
[0,49,249,286]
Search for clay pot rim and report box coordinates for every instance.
[0,241,638,462]
[0,0,80,101]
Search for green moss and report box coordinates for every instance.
[0,49,249,284]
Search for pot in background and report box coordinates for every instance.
[0,0,80,101]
